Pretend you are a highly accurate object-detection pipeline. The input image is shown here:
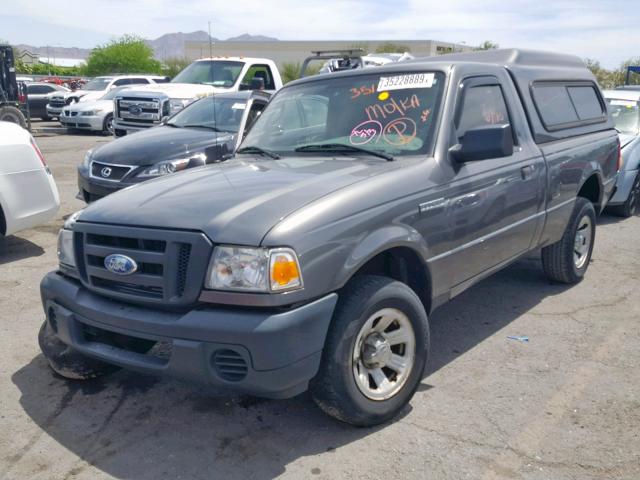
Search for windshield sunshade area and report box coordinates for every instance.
[167,96,246,133]
[171,61,244,87]
[82,78,112,91]
[607,99,640,134]
[241,71,445,157]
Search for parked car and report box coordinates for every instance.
[60,86,131,135]
[46,75,169,120]
[77,90,270,202]
[38,49,618,427]
[25,82,69,120]
[112,57,283,136]
[0,121,59,236]
[603,89,640,216]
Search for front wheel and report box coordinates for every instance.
[610,172,640,218]
[38,321,120,380]
[541,197,596,284]
[102,113,114,135]
[311,275,429,427]
[0,105,27,128]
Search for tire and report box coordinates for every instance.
[0,105,27,128]
[114,128,126,138]
[41,115,51,121]
[102,113,114,135]
[541,197,596,284]
[38,321,120,380]
[310,275,429,427]
[609,172,640,218]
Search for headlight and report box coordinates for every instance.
[169,98,193,114]
[136,158,190,178]
[82,149,93,169]
[57,229,76,268]
[204,246,303,293]
[81,109,103,116]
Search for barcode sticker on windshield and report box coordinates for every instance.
[232,103,246,110]
[377,74,434,92]
[610,100,637,107]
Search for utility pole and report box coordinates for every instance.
[208,21,213,59]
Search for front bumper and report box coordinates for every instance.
[609,168,639,205]
[47,105,63,117]
[60,114,104,131]
[77,166,134,202]
[113,119,157,135]
[40,272,338,399]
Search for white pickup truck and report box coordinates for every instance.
[112,57,283,136]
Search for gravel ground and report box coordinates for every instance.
[0,132,638,480]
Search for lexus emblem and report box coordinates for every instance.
[101,166,112,178]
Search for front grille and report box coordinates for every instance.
[73,223,212,306]
[116,96,162,125]
[90,161,133,181]
[50,98,65,108]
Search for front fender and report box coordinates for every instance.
[336,224,431,289]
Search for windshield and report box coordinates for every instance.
[171,61,244,87]
[607,98,640,134]
[241,71,445,157]
[83,78,112,91]
[167,96,246,132]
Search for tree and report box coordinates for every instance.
[84,35,161,76]
[162,57,191,79]
[375,42,411,54]
[584,58,615,89]
[476,40,499,50]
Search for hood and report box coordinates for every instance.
[619,133,637,149]
[78,91,105,102]
[78,156,402,245]
[118,83,223,99]
[91,125,235,166]
[65,99,113,113]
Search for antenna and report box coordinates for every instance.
[208,20,219,161]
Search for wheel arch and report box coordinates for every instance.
[577,172,602,210]
[337,226,433,313]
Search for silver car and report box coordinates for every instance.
[604,90,640,217]
[60,86,130,135]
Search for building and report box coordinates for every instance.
[185,39,473,65]
[17,49,39,65]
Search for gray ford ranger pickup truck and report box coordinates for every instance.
[40,49,619,427]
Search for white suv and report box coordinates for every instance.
[46,75,169,119]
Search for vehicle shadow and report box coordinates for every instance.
[10,257,571,480]
[0,235,45,265]
[597,210,640,225]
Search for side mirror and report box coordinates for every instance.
[204,143,232,163]
[450,124,514,162]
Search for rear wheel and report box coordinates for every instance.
[541,197,596,284]
[610,172,639,218]
[0,105,27,128]
[311,275,429,427]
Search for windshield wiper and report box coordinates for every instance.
[294,143,394,161]
[164,123,182,128]
[182,125,222,132]
[236,146,281,159]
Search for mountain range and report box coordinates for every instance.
[16,32,278,61]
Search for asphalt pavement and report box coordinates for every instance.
[0,131,638,480]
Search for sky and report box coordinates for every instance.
[0,0,638,69]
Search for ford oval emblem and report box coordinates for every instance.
[128,104,143,115]
[104,254,138,275]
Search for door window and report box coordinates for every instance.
[241,65,276,90]
[457,84,510,140]
[245,101,266,132]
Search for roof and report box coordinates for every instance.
[204,90,272,101]
[408,48,586,69]
[193,57,274,63]
[602,89,640,101]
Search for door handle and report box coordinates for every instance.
[521,165,535,180]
